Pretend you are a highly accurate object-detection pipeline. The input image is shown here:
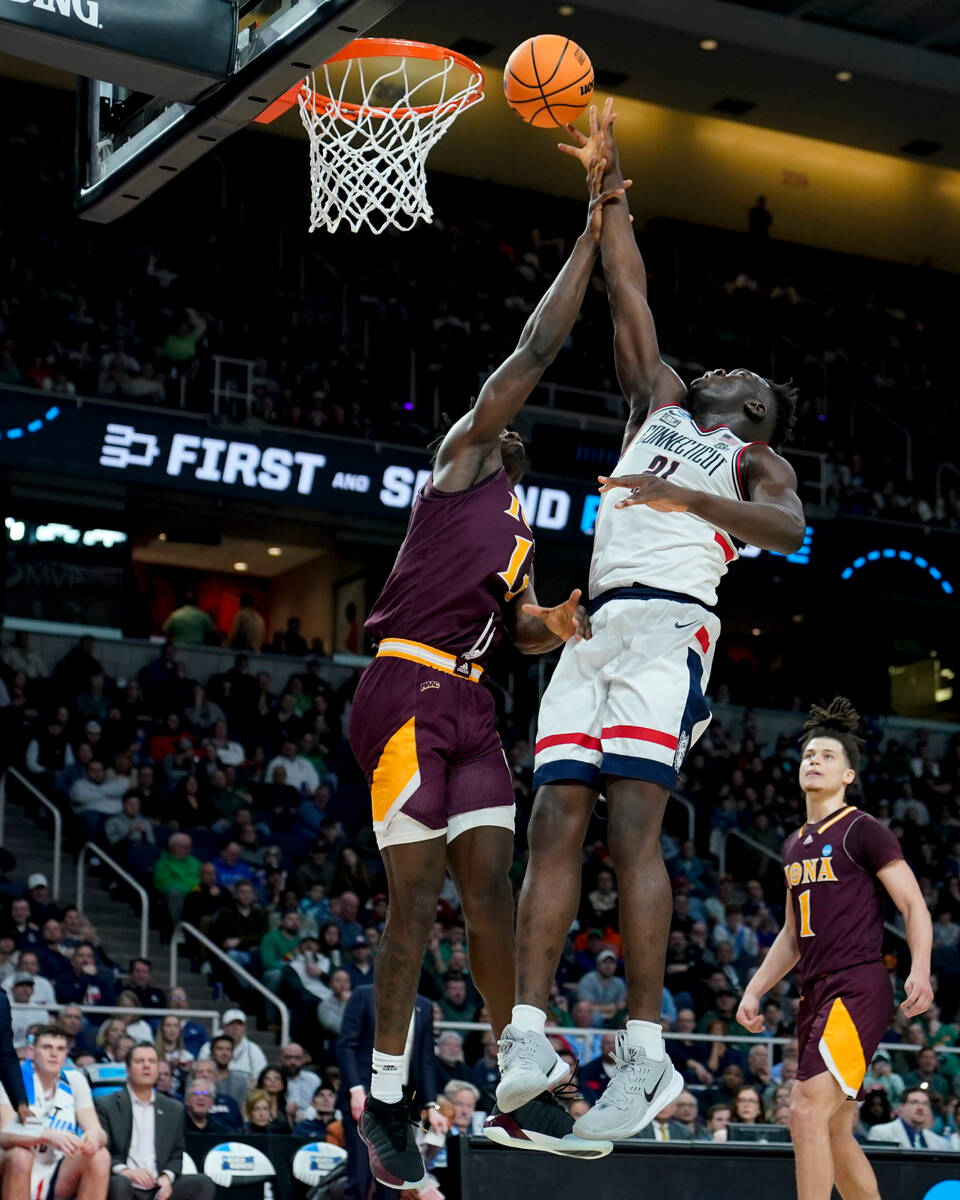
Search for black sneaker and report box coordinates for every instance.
[483,1090,613,1159]
[359,1095,428,1190]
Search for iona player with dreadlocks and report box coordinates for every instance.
[737,698,932,1200]
[497,99,808,1144]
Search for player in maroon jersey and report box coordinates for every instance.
[737,699,932,1200]
[348,163,624,1190]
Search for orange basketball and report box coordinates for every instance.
[503,34,594,128]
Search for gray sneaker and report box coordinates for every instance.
[495,1025,570,1113]
[572,1032,683,1140]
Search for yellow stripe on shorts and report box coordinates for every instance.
[371,716,421,826]
[819,997,866,1097]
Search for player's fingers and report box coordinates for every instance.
[557,142,581,158]
[566,588,582,605]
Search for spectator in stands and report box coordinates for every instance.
[255,1067,292,1132]
[8,899,39,952]
[444,1080,483,1135]
[155,1017,195,1076]
[673,1090,704,1139]
[863,1051,905,1104]
[635,1098,689,1141]
[230,595,266,654]
[199,1012,266,1079]
[26,877,58,926]
[295,842,333,897]
[705,1104,732,1142]
[115,992,154,1044]
[576,948,627,1020]
[259,911,300,992]
[278,617,308,657]
[213,842,253,890]
[904,1046,951,1097]
[56,942,116,1007]
[435,1031,469,1093]
[291,1083,344,1143]
[165,989,206,1059]
[867,1087,953,1149]
[155,1060,178,1099]
[125,958,165,1009]
[54,636,102,698]
[265,741,319,796]
[213,879,267,969]
[105,791,155,850]
[162,593,214,647]
[9,973,49,1046]
[57,1004,98,1060]
[344,935,373,990]
[186,1061,241,1129]
[732,1085,763,1125]
[182,1078,228,1135]
[317,970,352,1037]
[70,761,127,840]
[25,713,74,785]
[153,833,201,930]
[280,1042,321,1121]
[3,631,47,679]
[579,1034,617,1106]
[243,1090,276,1134]
[4,951,54,1007]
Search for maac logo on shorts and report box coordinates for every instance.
[420,680,440,692]
[674,730,690,769]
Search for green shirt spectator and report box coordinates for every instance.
[154,841,202,895]
[163,593,215,646]
[163,309,207,362]
[259,913,301,971]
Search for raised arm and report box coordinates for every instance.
[433,167,622,492]
[598,442,806,555]
[560,101,685,444]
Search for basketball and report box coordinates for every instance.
[503,34,594,128]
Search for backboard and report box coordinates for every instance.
[71,0,401,222]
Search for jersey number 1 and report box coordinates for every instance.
[798,888,815,938]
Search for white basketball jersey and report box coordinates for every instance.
[589,404,754,606]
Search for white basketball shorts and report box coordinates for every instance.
[533,586,721,792]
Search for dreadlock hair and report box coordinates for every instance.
[763,378,799,449]
[801,697,864,772]
[426,398,478,462]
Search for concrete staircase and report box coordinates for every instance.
[2,780,280,1064]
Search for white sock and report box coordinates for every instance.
[370,1050,405,1103]
[625,1019,664,1060]
[510,1004,547,1035]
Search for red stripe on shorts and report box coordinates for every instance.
[600,725,679,750]
[695,626,710,654]
[535,732,602,754]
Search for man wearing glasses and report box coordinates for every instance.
[95,1042,215,1200]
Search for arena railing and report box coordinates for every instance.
[717,827,908,945]
[11,1003,221,1035]
[170,920,290,1046]
[77,842,149,960]
[0,768,63,901]
[435,1021,960,1061]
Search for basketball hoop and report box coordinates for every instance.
[259,38,484,235]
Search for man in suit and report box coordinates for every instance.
[96,1042,215,1200]
[0,990,30,1118]
[867,1086,952,1150]
[633,1098,690,1141]
[337,986,438,1200]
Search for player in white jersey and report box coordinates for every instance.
[494,102,806,1142]
[0,1025,109,1200]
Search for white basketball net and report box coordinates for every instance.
[298,51,484,235]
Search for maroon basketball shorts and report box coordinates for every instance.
[796,961,892,1098]
[348,645,515,850]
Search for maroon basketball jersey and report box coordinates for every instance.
[782,806,903,984]
[365,468,535,668]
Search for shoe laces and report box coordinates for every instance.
[498,1028,542,1065]
[597,1031,661,1105]
[372,1099,416,1152]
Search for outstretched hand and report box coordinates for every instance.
[559,96,619,175]
[522,587,592,642]
[598,474,692,512]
